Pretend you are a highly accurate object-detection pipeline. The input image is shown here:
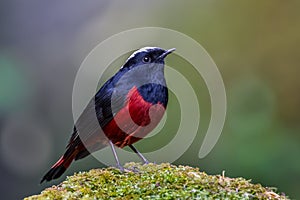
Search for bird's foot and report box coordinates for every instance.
[141,157,151,165]
[126,165,140,173]
[114,164,135,173]
[115,164,125,172]
[144,160,156,165]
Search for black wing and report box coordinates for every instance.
[67,69,129,158]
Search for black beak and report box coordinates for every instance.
[157,48,176,60]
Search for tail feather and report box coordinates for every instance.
[40,149,77,183]
[75,149,90,160]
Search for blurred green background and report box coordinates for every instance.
[1,0,300,199]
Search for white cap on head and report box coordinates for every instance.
[126,47,161,62]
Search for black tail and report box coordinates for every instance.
[40,148,77,183]
[40,164,67,183]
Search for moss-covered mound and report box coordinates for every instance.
[26,163,288,200]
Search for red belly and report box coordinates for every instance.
[103,87,166,148]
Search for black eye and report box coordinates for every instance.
[142,56,151,63]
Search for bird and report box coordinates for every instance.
[40,47,175,183]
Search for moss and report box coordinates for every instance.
[26,163,289,200]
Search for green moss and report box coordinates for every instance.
[26,163,289,200]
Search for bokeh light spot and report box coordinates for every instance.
[0,115,53,176]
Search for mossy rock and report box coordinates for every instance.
[26,163,288,200]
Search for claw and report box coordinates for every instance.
[116,164,125,172]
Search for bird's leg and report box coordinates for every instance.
[129,144,149,164]
[109,140,124,171]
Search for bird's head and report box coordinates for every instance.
[122,47,175,69]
